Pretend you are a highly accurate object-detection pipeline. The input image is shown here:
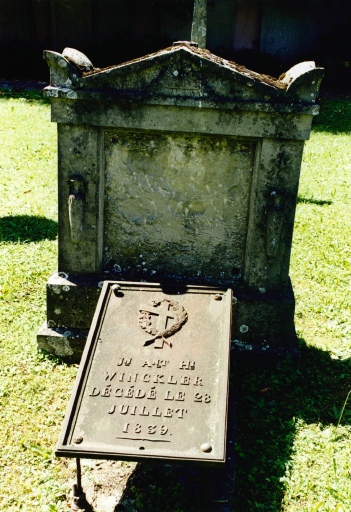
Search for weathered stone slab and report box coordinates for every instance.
[39,43,323,360]
[45,273,102,329]
[37,324,89,359]
[103,130,254,282]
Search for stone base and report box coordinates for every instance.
[231,338,300,367]
[37,271,102,361]
[232,283,296,346]
[37,273,298,363]
[230,282,299,364]
[45,272,102,330]
[37,322,89,360]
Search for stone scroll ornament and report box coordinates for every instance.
[138,297,188,349]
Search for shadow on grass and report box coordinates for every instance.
[312,98,351,134]
[115,464,232,512]
[108,340,351,511]
[0,215,57,242]
[231,339,351,511]
[297,196,332,206]
[113,399,236,512]
[0,83,49,103]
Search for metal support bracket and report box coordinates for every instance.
[71,458,91,511]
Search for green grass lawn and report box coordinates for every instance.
[234,100,351,512]
[0,93,350,511]
[0,95,77,511]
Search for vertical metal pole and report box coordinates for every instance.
[76,457,83,493]
[72,458,89,510]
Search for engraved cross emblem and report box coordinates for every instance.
[138,297,188,349]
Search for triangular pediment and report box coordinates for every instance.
[44,43,324,105]
[80,44,285,104]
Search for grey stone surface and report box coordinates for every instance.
[191,0,207,48]
[37,323,89,359]
[45,273,101,329]
[62,47,94,73]
[38,43,323,360]
[103,131,254,282]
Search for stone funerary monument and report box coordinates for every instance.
[37,42,323,361]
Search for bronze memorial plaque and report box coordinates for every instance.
[56,282,232,465]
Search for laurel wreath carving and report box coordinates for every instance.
[139,297,188,347]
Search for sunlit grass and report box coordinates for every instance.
[235,100,351,512]
[0,94,350,511]
[292,129,351,357]
[0,97,76,511]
